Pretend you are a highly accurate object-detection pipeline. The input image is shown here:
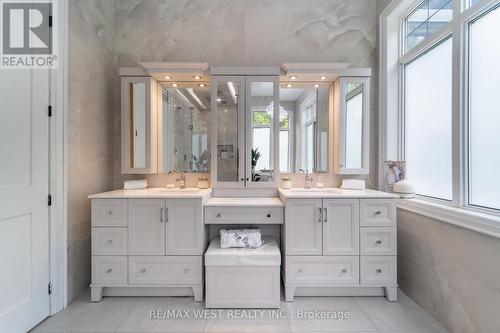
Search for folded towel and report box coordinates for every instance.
[124,179,148,190]
[220,229,263,249]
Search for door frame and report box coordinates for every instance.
[49,0,69,314]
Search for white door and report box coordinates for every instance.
[166,199,203,255]
[128,199,166,255]
[0,69,51,332]
[285,199,322,255]
[323,199,359,255]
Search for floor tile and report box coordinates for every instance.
[203,302,291,333]
[116,296,206,333]
[285,296,378,333]
[355,290,449,333]
[30,290,137,333]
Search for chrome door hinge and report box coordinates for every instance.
[48,194,52,206]
[48,282,52,295]
[48,105,52,117]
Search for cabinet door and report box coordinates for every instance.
[128,199,165,255]
[121,76,158,174]
[166,199,203,255]
[210,76,245,187]
[285,199,322,255]
[245,76,279,187]
[323,199,359,255]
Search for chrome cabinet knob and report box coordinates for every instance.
[108,239,113,244]
[106,210,112,216]
[376,268,382,274]
[267,213,271,218]
[374,211,382,215]
[140,268,146,273]
[106,268,112,273]
[216,213,221,218]
[297,268,303,273]
[375,239,382,244]
[183,268,190,274]
[341,268,347,273]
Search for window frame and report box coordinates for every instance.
[395,0,500,215]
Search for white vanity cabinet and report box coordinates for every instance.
[280,191,397,302]
[89,191,210,302]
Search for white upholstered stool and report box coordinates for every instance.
[204,236,281,308]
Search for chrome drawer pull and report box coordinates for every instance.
[106,210,112,216]
[106,268,112,273]
[160,208,164,223]
[140,268,147,273]
[374,211,382,215]
[323,208,327,222]
[267,213,271,218]
[376,268,382,274]
[318,207,322,222]
[297,267,303,273]
[183,268,190,274]
[216,213,221,218]
[341,268,347,273]
[375,239,382,244]
[107,239,113,244]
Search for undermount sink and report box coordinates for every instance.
[155,188,200,193]
[288,187,342,193]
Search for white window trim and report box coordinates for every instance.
[380,0,500,238]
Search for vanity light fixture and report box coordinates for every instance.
[198,83,206,87]
[172,83,178,87]
[193,75,202,80]
[286,83,293,88]
[319,76,327,80]
[164,75,172,80]
[289,75,297,80]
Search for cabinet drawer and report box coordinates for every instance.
[129,256,202,285]
[92,228,128,255]
[285,256,359,285]
[92,256,127,285]
[360,227,396,256]
[360,199,396,226]
[92,199,127,227]
[360,256,397,285]
[205,206,283,224]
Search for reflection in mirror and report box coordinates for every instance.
[249,81,275,183]
[130,82,146,168]
[279,84,329,173]
[215,79,240,182]
[344,82,364,169]
[160,83,210,173]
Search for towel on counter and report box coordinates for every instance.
[123,179,148,190]
[219,228,263,249]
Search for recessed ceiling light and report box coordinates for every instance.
[319,76,327,80]
[314,84,320,88]
[199,83,206,87]
[172,83,178,87]
[290,75,297,80]
[216,98,222,102]
[193,75,201,80]
[224,109,228,113]
[286,83,293,88]
[164,75,171,80]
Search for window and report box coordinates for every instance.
[303,103,316,172]
[468,5,500,210]
[279,112,290,172]
[345,86,364,168]
[405,0,452,52]
[252,111,271,171]
[404,37,453,200]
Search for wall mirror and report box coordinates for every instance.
[278,83,329,173]
[159,82,211,173]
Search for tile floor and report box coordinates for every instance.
[31,289,449,333]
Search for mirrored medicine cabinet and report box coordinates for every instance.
[120,66,371,179]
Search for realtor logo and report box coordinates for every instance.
[1,0,58,69]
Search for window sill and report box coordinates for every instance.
[397,198,500,239]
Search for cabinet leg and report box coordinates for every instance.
[285,286,296,302]
[192,285,203,302]
[385,286,398,302]
[91,286,103,302]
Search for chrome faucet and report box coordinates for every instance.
[299,169,314,189]
[176,173,186,189]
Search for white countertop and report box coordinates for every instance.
[88,188,212,200]
[204,197,284,207]
[278,188,398,199]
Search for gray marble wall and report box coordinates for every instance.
[111,0,383,188]
[68,0,115,302]
[398,209,500,333]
